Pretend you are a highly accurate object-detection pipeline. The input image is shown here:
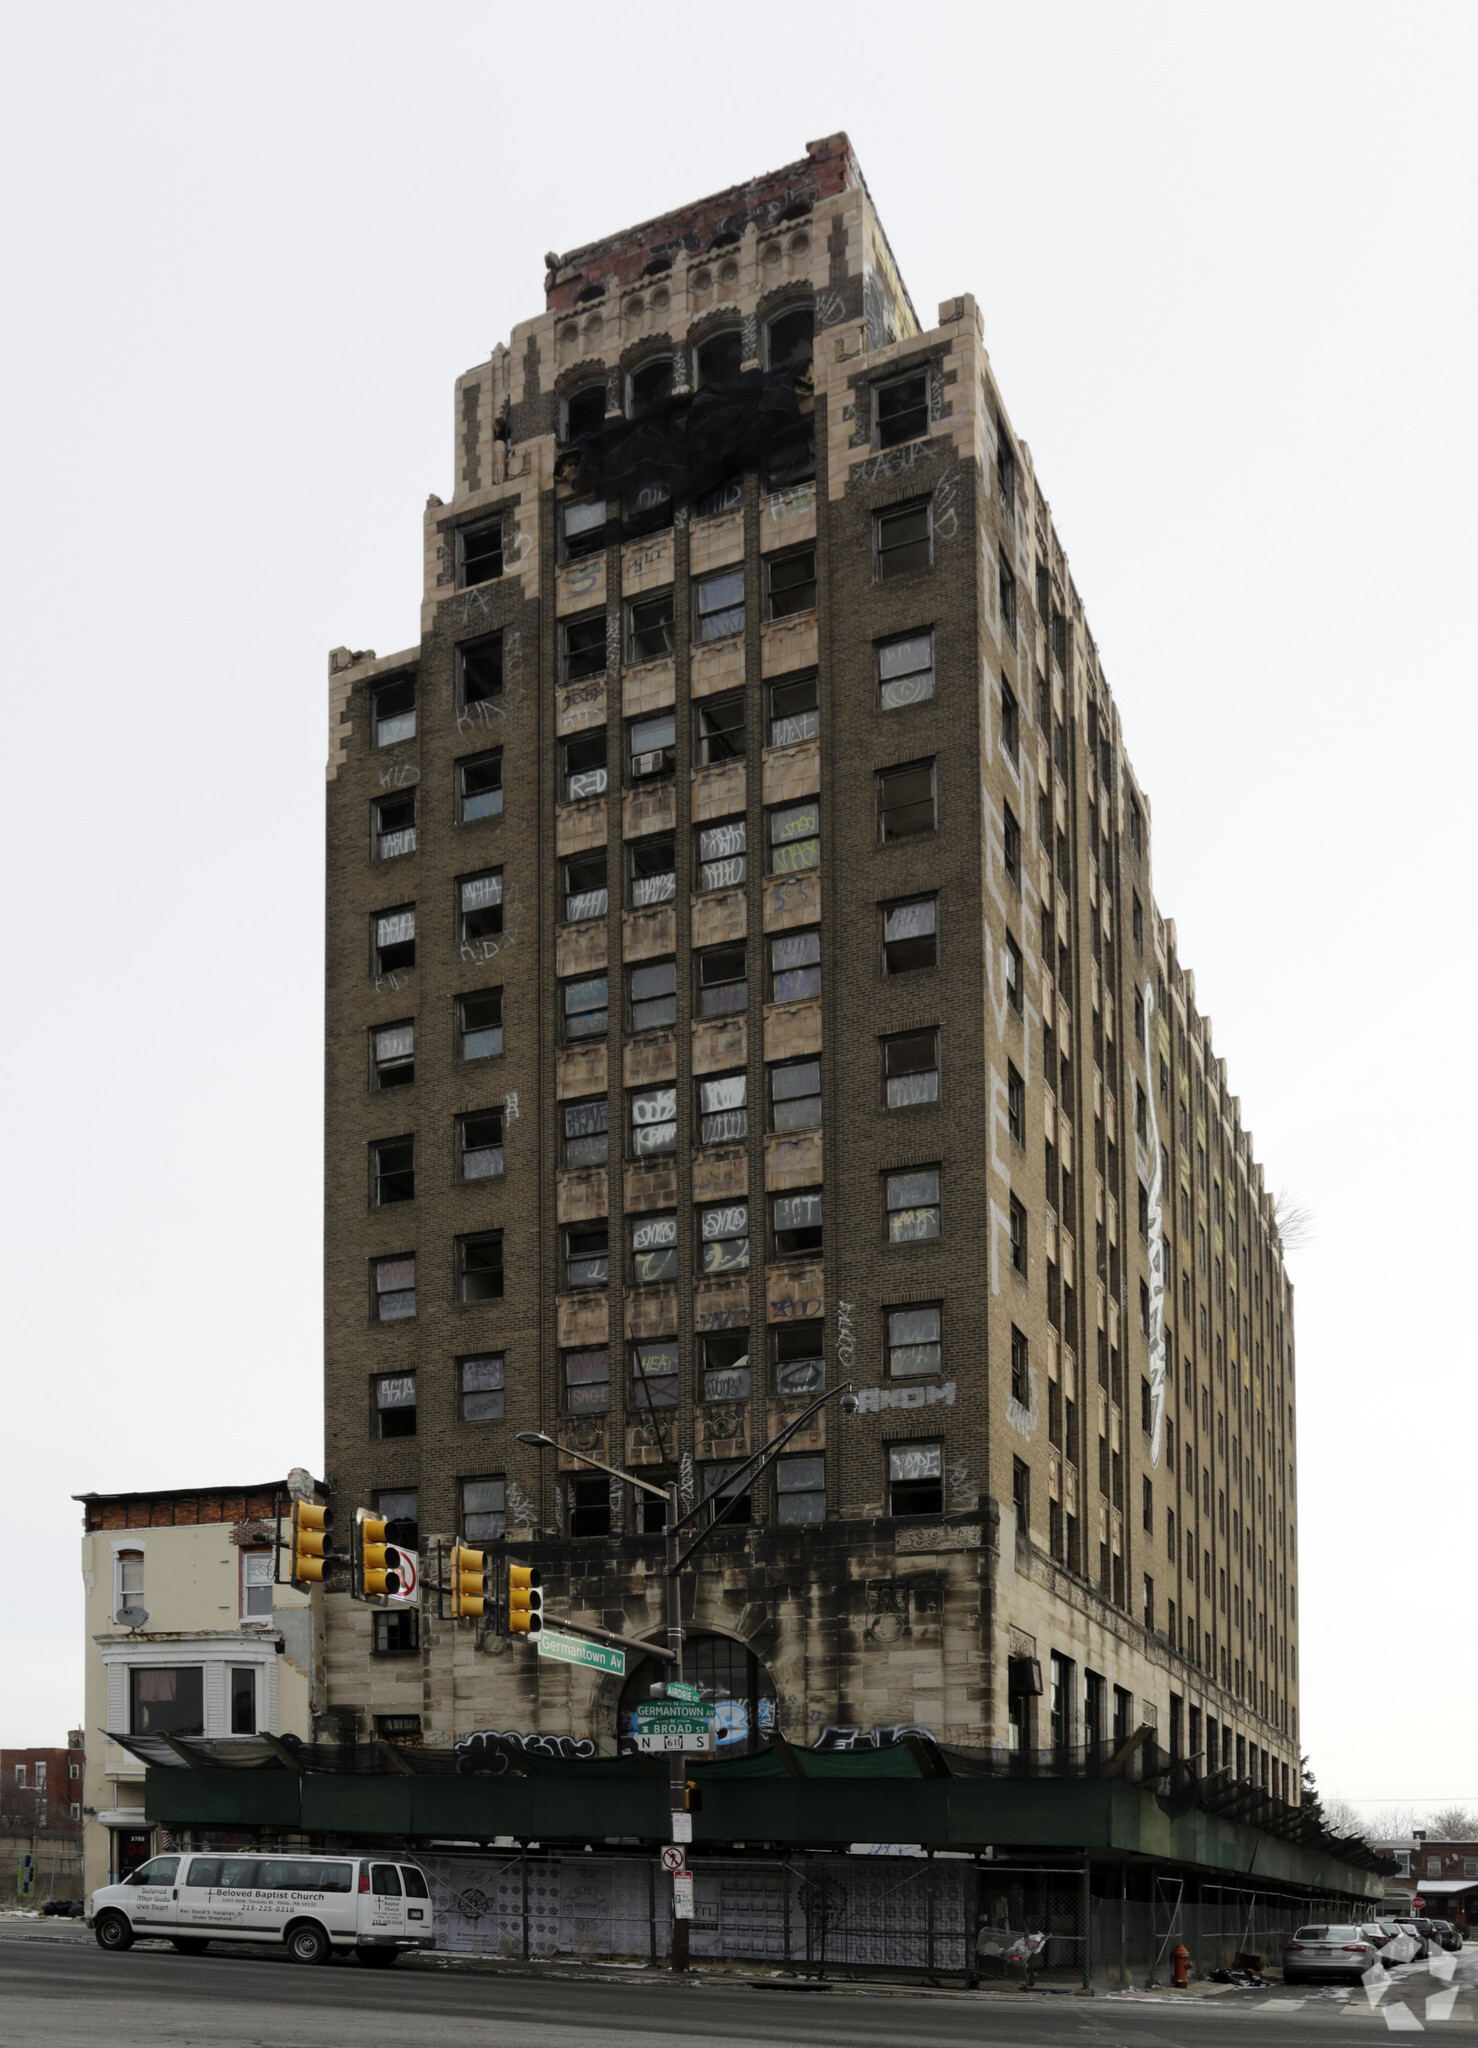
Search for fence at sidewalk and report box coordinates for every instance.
[416,1848,1352,1987]
[417,1849,972,1974]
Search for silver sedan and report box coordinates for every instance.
[1283,1924,1380,1985]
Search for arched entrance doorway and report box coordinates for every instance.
[617,1633,776,1757]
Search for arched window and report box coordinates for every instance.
[695,329,743,388]
[627,357,673,420]
[617,1632,776,1756]
[563,382,606,441]
[114,1549,144,1622]
[766,307,814,374]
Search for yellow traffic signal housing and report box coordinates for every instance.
[684,1779,704,1815]
[358,1513,402,1599]
[507,1563,542,1637]
[290,1499,335,1587]
[451,1544,486,1620]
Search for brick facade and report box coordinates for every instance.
[321,136,1299,1796]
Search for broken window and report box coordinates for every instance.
[563,383,606,441]
[630,1084,677,1157]
[766,306,813,373]
[888,1305,941,1377]
[695,471,745,520]
[697,816,746,891]
[628,832,675,908]
[999,551,1017,638]
[372,1137,414,1206]
[768,671,818,747]
[458,636,502,709]
[1007,1060,1025,1142]
[695,329,743,386]
[889,1442,943,1517]
[700,1460,751,1526]
[562,609,607,682]
[628,710,676,781]
[374,676,416,747]
[459,871,503,944]
[458,520,503,588]
[774,1323,823,1395]
[1012,1326,1030,1403]
[770,1058,820,1131]
[878,759,937,841]
[699,1200,748,1276]
[703,1330,750,1402]
[563,850,608,923]
[631,1212,678,1286]
[373,1255,416,1322]
[777,1454,825,1525]
[694,692,745,767]
[883,1029,939,1108]
[563,729,608,803]
[876,371,929,449]
[631,1339,679,1409]
[372,1022,414,1089]
[458,1232,503,1303]
[997,422,1017,513]
[623,467,673,539]
[772,1188,822,1259]
[1005,931,1023,1011]
[459,750,503,822]
[564,1346,610,1416]
[629,958,677,1032]
[1003,801,1020,882]
[878,631,934,710]
[698,1071,747,1146]
[562,1097,608,1168]
[770,927,820,1003]
[462,1477,506,1542]
[882,894,937,974]
[628,356,674,418]
[875,500,932,579]
[764,422,815,491]
[562,497,607,562]
[886,1167,940,1243]
[564,1224,608,1293]
[375,792,416,860]
[372,1611,418,1657]
[627,590,675,666]
[764,545,816,619]
[458,1109,504,1181]
[568,1473,611,1537]
[1010,1194,1027,1272]
[460,1355,504,1424]
[562,972,608,1041]
[695,567,744,642]
[769,798,819,874]
[375,1372,416,1439]
[696,941,747,1019]
[374,906,415,974]
[459,988,503,1060]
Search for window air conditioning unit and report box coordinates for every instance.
[631,749,670,780]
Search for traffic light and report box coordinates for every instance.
[290,1499,335,1585]
[357,1511,403,1600]
[507,1562,542,1637]
[683,1779,703,1815]
[450,1544,487,1621]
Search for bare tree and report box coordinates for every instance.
[1425,1807,1478,1841]
[1364,1805,1423,1841]
[1322,1796,1364,1837]
[1270,1187,1314,1253]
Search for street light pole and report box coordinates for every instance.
[665,1475,687,1972]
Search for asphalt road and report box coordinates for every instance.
[1,1934,1475,2047]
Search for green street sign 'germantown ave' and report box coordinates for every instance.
[536,1629,626,1677]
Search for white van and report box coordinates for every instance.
[88,1850,434,1965]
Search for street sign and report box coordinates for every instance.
[670,1811,692,1844]
[663,1680,702,1705]
[632,1730,712,1754]
[660,1844,686,1873]
[1412,1895,1426,1912]
[631,1703,710,1730]
[672,1872,695,1920]
[537,1629,626,1676]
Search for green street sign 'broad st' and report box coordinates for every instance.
[536,1629,626,1677]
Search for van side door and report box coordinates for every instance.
[360,1863,407,1943]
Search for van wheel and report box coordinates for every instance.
[94,1912,134,1953]
[354,1946,398,1967]
[286,1921,332,1965]
[171,1938,210,1954]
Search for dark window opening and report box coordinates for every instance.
[564,1224,609,1295]
[375,1372,416,1439]
[696,330,743,386]
[876,501,931,578]
[569,1473,612,1537]
[459,1109,504,1181]
[876,372,929,448]
[629,358,673,418]
[627,590,674,666]
[563,850,608,923]
[458,1232,503,1303]
[765,545,816,619]
[458,521,503,588]
[774,1322,823,1396]
[459,987,503,1061]
[628,831,676,908]
[767,307,814,372]
[563,729,608,804]
[889,1442,943,1517]
[375,793,416,861]
[696,942,747,1019]
[373,1137,414,1207]
[768,671,818,747]
[373,1022,414,1089]
[773,1188,822,1260]
[703,1329,751,1402]
[695,692,746,767]
[374,676,415,748]
[883,1028,939,1109]
[562,610,607,682]
[882,894,937,973]
[459,750,503,823]
[878,759,937,841]
[375,906,415,975]
[564,384,607,440]
[459,637,503,708]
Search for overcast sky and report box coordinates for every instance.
[3,4,1473,1819]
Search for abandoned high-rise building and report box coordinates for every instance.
[322,132,1301,1799]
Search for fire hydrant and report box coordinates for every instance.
[1172,1944,1192,1988]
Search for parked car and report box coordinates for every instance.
[1409,1918,1441,1957]
[1396,1921,1431,1962]
[1431,1920,1464,1953]
[1375,1923,1422,1966]
[1283,1925,1379,1985]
